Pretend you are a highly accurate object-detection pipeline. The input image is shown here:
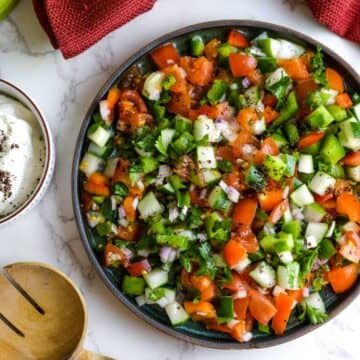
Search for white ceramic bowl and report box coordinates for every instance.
[0,79,55,225]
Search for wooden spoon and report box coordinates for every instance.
[0,262,114,360]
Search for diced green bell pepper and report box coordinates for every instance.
[122,275,146,295]
[320,134,345,164]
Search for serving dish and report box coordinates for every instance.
[72,20,360,348]
[0,79,55,226]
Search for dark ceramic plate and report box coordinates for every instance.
[72,20,360,349]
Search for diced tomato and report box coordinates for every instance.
[326,67,344,92]
[341,151,360,166]
[232,198,258,226]
[339,231,360,263]
[232,130,258,158]
[107,87,121,110]
[254,137,279,164]
[180,56,214,86]
[180,268,193,288]
[163,64,188,93]
[264,106,279,124]
[103,243,131,267]
[216,145,234,161]
[248,288,277,324]
[232,224,259,253]
[247,69,264,86]
[228,29,249,48]
[288,289,304,303]
[224,171,246,192]
[167,91,191,116]
[231,320,248,342]
[263,93,277,107]
[127,259,151,277]
[298,132,325,149]
[236,107,258,131]
[204,38,221,59]
[229,53,257,77]
[206,322,232,334]
[234,297,249,321]
[295,79,318,104]
[277,58,310,81]
[123,196,136,222]
[120,90,148,113]
[271,293,295,335]
[150,43,180,69]
[112,159,130,186]
[258,187,284,212]
[184,301,217,320]
[336,93,353,109]
[314,192,334,204]
[336,193,360,222]
[83,181,110,197]
[88,172,109,186]
[189,188,208,207]
[188,102,231,120]
[118,223,139,241]
[299,50,315,70]
[328,263,359,294]
[81,191,92,212]
[222,271,249,292]
[223,239,247,267]
[191,275,212,292]
[268,199,289,224]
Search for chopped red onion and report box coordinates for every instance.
[118,206,126,218]
[282,186,290,199]
[197,233,207,242]
[99,100,111,122]
[292,207,304,220]
[302,287,310,298]
[312,258,328,271]
[160,246,177,263]
[169,205,179,223]
[242,77,251,88]
[111,196,117,211]
[132,197,139,210]
[200,189,207,199]
[233,289,247,299]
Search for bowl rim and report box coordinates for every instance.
[0,79,55,225]
[72,20,360,349]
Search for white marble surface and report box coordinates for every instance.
[0,0,359,359]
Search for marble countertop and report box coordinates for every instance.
[0,0,359,359]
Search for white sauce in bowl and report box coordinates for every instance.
[0,94,45,217]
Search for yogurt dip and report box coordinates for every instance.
[0,94,45,217]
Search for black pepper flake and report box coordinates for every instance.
[0,170,13,200]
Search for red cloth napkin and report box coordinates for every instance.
[307,0,360,43]
[32,0,157,59]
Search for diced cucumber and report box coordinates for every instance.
[104,157,119,178]
[327,104,348,122]
[233,257,251,273]
[165,302,190,326]
[277,262,300,290]
[142,71,165,101]
[270,91,299,128]
[249,261,276,288]
[290,184,314,206]
[244,85,260,105]
[264,155,286,181]
[304,222,328,248]
[320,134,345,164]
[193,115,221,142]
[138,192,163,219]
[86,211,105,228]
[191,35,205,57]
[278,251,293,264]
[208,186,231,212]
[259,38,304,59]
[303,203,326,222]
[79,152,104,177]
[265,67,289,87]
[150,288,176,308]
[251,117,266,135]
[282,208,293,223]
[156,129,176,155]
[301,292,326,313]
[175,115,193,133]
[346,165,360,181]
[338,117,360,151]
[351,103,360,121]
[191,169,221,187]
[144,268,169,289]
[298,154,314,174]
[88,142,112,158]
[306,105,334,129]
[271,133,288,148]
[197,146,217,169]
[87,125,112,148]
[308,171,336,196]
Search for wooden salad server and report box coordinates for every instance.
[0,262,114,360]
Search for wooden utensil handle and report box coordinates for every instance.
[77,349,116,360]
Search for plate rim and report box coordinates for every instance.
[72,19,360,349]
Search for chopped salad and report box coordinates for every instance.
[79,29,360,342]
